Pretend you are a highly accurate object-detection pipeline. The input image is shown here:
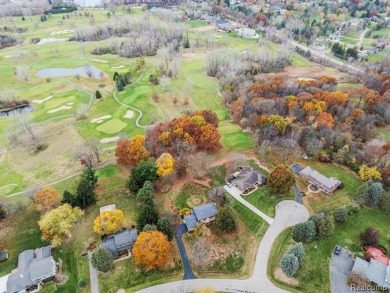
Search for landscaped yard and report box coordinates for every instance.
[268,207,390,293]
[295,159,362,212]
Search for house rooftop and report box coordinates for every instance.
[231,167,267,192]
[299,167,340,190]
[184,213,198,231]
[352,257,390,288]
[102,228,138,256]
[193,203,218,221]
[7,245,56,293]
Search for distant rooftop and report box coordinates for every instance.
[299,166,340,190]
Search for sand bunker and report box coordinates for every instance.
[92,59,108,63]
[66,102,73,106]
[123,110,134,119]
[91,115,111,123]
[48,105,72,113]
[4,55,17,58]
[100,136,119,143]
[50,30,74,35]
[37,38,68,45]
[32,96,53,104]
[112,65,125,69]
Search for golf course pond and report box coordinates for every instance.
[0,104,34,117]
[37,65,103,78]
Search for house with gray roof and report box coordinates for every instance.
[298,166,341,194]
[6,246,56,293]
[230,167,267,194]
[184,203,218,232]
[352,257,390,289]
[102,228,138,258]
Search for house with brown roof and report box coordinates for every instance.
[229,167,267,194]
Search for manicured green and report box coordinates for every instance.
[96,118,127,134]
[292,55,310,67]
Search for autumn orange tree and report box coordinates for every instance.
[115,135,149,165]
[33,186,61,213]
[93,209,125,236]
[268,164,295,193]
[316,112,334,129]
[132,230,171,271]
[156,153,175,177]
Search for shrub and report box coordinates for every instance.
[216,207,236,233]
[157,218,174,241]
[78,279,86,288]
[91,247,113,272]
[292,220,316,243]
[280,253,299,277]
[333,206,347,223]
[287,242,305,264]
[360,227,380,246]
[317,214,335,238]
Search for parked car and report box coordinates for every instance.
[0,251,8,262]
[334,245,341,255]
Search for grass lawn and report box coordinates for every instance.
[186,19,207,28]
[268,207,390,293]
[339,37,357,45]
[174,182,210,210]
[219,120,255,151]
[291,55,311,67]
[245,186,294,218]
[0,157,24,196]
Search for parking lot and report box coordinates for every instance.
[330,247,369,293]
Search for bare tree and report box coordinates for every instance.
[17,116,35,140]
[86,137,102,163]
[76,104,89,120]
[15,65,29,81]
[74,146,94,167]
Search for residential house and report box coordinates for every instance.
[230,167,267,194]
[184,203,218,232]
[6,246,56,293]
[102,228,138,258]
[352,257,390,289]
[298,166,341,194]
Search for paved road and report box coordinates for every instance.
[223,185,274,225]
[88,252,100,293]
[174,224,197,280]
[137,200,309,293]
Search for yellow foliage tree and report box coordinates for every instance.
[132,231,171,271]
[33,186,61,213]
[38,204,84,247]
[359,165,382,181]
[156,153,175,177]
[115,135,149,165]
[93,209,125,236]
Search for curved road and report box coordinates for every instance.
[137,200,309,293]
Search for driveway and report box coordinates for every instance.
[292,184,303,204]
[223,185,274,225]
[174,224,197,280]
[330,248,368,293]
[0,274,9,293]
[88,252,100,293]
[137,200,309,293]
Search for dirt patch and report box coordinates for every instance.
[181,52,206,59]
[280,64,350,82]
[275,267,299,285]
